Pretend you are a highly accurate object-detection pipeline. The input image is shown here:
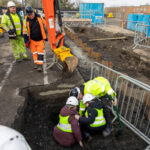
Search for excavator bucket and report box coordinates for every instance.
[54,46,78,73]
[64,56,78,73]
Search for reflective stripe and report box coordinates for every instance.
[96,116,104,120]
[107,89,114,95]
[92,120,106,125]
[16,28,21,31]
[87,80,105,94]
[80,108,85,111]
[14,22,21,25]
[94,80,105,92]
[33,52,38,54]
[35,60,43,62]
[9,26,13,28]
[38,53,44,55]
[57,123,72,131]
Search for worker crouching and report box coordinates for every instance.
[53,96,83,147]
[24,6,47,72]
[75,94,111,141]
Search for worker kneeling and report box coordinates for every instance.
[53,96,83,147]
[75,94,112,141]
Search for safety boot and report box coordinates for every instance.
[37,65,43,72]
[22,54,29,60]
[103,124,112,137]
[34,63,38,69]
[15,57,22,63]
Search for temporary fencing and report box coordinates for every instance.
[90,62,150,149]
[134,23,150,49]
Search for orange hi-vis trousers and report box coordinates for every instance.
[30,40,45,65]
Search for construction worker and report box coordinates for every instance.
[53,96,83,147]
[70,76,117,136]
[69,87,86,116]
[0,125,31,150]
[75,94,110,140]
[24,6,47,72]
[1,1,28,62]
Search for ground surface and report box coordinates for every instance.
[72,27,150,85]
[0,25,150,150]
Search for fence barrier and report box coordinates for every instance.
[90,62,150,150]
[134,23,150,49]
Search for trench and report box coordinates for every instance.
[19,82,147,150]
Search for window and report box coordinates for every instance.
[141,8,143,12]
[144,7,147,12]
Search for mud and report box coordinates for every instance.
[72,27,150,84]
[21,85,147,150]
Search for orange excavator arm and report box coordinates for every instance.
[41,0,78,73]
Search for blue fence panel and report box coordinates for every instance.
[79,3,104,21]
[127,13,150,37]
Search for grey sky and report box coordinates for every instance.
[74,0,150,7]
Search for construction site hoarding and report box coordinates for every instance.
[79,3,104,20]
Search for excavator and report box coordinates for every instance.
[41,0,78,73]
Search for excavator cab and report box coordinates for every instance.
[42,0,78,73]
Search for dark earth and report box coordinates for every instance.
[72,27,150,84]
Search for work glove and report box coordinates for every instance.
[25,42,29,48]
[45,38,48,41]
[8,29,15,35]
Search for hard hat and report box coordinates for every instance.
[25,6,34,15]
[66,96,79,106]
[0,125,31,150]
[83,94,95,104]
[69,87,80,99]
[7,1,16,7]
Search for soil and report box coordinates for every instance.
[21,87,148,150]
[72,27,150,84]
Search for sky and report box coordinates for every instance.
[74,0,150,7]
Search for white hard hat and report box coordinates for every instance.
[83,94,95,104]
[66,96,79,106]
[7,1,16,7]
[0,125,31,150]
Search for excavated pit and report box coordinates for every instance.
[71,27,150,84]
[20,82,148,150]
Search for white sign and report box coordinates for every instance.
[48,18,54,29]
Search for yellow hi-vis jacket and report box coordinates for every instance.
[85,108,106,127]
[57,115,72,133]
[84,76,116,100]
[1,12,23,35]
[79,100,86,116]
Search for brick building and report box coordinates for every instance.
[105,5,150,20]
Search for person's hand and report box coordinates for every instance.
[75,115,80,120]
[79,141,83,147]
[25,42,29,48]
[112,97,117,106]
[45,38,48,41]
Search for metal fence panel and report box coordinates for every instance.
[90,62,150,149]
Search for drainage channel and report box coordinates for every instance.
[18,82,147,150]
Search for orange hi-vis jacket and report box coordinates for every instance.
[23,14,46,40]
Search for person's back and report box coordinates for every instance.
[53,96,83,147]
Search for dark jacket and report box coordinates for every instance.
[79,99,105,131]
[53,106,82,147]
[27,13,43,41]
